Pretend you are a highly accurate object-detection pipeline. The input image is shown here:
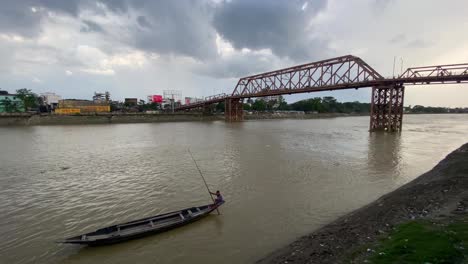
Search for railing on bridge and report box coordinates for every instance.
[400,63,468,78]
[397,63,468,85]
[231,55,383,98]
[204,93,228,101]
[177,93,228,110]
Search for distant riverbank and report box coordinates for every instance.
[258,142,468,263]
[0,112,219,126]
[1,112,465,126]
[0,112,367,126]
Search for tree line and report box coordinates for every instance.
[216,96,371,113]
[0,89,42,112]
[2,89,467,114]
[215,96,468,114]
[405,105,468,114]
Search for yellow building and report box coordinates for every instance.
[56,99,110,114]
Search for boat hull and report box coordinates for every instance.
[61,202,224,246]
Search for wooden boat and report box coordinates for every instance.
[60,201,224,246]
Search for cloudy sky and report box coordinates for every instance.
[0,0,467,106]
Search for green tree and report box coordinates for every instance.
[322,96,337,112]
[277,95,289,110]
[216,102,225,112]
[252,99,267,111]
[16,88,39,110]
[266,100,276,111]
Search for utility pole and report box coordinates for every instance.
[163,90,181,113]
[400,57,404,76]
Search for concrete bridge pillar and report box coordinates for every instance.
[225,98,243,122]
[369,85,405,132]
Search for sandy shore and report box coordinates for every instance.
[257,142,468,263]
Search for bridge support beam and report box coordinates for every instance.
[225,98,243,122]
[370,85,405,132]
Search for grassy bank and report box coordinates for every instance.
[349,216,468,263]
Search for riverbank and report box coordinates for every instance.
[244,112,367,120]
[258,142,468,263]
[0,112,221,126]
[1,112,463,126]
[0,112,366,126]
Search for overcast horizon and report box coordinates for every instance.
[0,0,467,107]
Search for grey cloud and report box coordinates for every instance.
[0,0,82,37]
[213,0,329,61]
[373,0,395,11]
[0,0,219,60]
[80,20,106,33]
[0,2,44,37]
[389,34,433,48]
[389,33,433,49]
[97,0,218,60]
[195,61,267,79]
[194,52,289,79]
[97,0,129,13]
[389,33,406,44]
[137,16,152,29]
[406,39,433,48]
[36,0,80,15]
[0,44,14,74]
[0,0,330,79]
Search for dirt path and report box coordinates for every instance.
[257,142,468,264]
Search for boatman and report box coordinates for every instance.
[210,190,224,204]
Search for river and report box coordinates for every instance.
[1,114,468,264]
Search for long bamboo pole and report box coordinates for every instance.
[188,149,220,215]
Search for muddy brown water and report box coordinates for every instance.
[1,114,468,264]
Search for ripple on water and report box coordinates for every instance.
[1,116,468,263]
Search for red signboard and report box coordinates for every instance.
[152,95,163,103]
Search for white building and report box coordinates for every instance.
[263,95,281,102]
[41,92,62,105]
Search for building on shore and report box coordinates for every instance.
[93,91,110,103]
[40,92,62,110]
[0,90,25,113]
[124,98,138,106]
[55,99,110,114]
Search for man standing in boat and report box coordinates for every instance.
[210,190,224,204]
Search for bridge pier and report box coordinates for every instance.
[370,85,405,132]
[225,98,243,122]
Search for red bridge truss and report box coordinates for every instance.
[231,55,383,97]
[176,55,468,131]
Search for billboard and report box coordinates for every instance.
[151,95,163,103]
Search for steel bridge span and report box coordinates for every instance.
[176,55,468,132]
